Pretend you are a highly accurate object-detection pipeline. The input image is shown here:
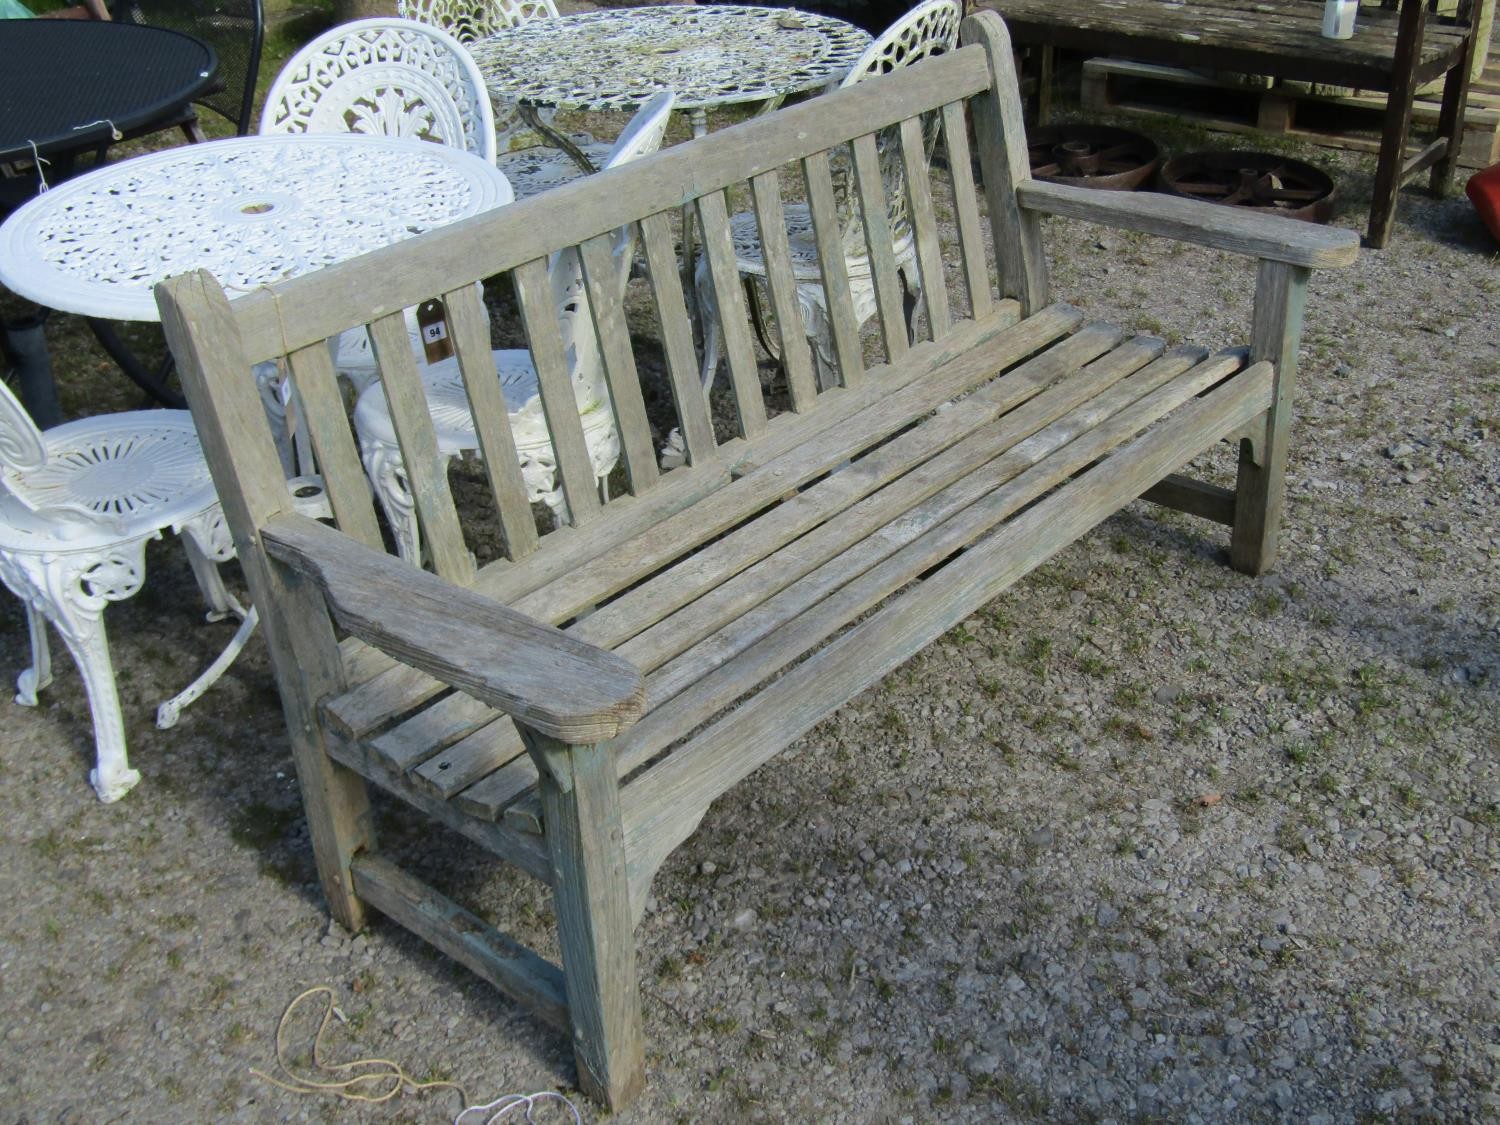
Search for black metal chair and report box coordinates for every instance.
[113,0,265,140]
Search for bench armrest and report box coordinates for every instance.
[261,514,644,745]
[1017,180,1360,269]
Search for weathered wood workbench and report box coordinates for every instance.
[974,0,1479,247]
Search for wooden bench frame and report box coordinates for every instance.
[157,12,1357,1109]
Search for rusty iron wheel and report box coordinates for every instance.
[1158,150,1336,223]
[1027,125,1161,190]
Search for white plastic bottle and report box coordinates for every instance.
[1322,0,1359,39]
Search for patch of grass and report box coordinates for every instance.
[229,802,298,850]
[702,1012,739,1035]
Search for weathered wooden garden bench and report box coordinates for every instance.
[156,11,1357,1109]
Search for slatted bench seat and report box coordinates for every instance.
[156,11,1357,1110]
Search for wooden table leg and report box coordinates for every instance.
[1430,18,1477,198]
[1366,0,1427,248]
[1037,43,1055,124]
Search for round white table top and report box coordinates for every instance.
[0,134,514,322]
[468,4,872,113]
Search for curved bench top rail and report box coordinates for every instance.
[211,39,994,364]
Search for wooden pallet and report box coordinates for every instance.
[1082,46,1500,170]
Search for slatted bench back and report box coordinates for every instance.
[159,14,1042,602]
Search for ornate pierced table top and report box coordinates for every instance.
[468,4,872,113]
[0,134,514,322]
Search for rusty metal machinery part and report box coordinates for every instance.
[1158,150,1336,223]
[1027,124,1161,190]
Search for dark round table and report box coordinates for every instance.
[0,19,217,168]
[1,20,217,422]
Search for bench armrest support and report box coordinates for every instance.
[261,514,644,744]
[1016,180,1360,269]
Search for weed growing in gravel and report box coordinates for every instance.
[228,801,297,850]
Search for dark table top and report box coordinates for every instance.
[977,0,1472,90]
[0,19,217,165]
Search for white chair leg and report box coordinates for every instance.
[899,260,923,345]
[542,490,570,528]
[56,597,140,803]
[254,361,297,478]
[157,607,258,730]
[360,437,423,563]
[16,603,53,707]
[177,512,243,623]
[695,262,723,393]
[798,286,839,391]
[3,544,153,801]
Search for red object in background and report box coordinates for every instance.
[1469,164,1500,242]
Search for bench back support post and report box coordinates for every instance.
[158,269,376,929]
[1231,259,1309,576]
[963,11,1050,314]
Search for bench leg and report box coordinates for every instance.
[523,729,645,1110]
[1231,261,1309,576]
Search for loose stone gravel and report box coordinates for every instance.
[1,108,1496,1123]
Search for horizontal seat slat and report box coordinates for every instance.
[318,301,1029,740]
[413,716,528,800]
[458,756,543,826]
[471,299,1023,609]
[324,661,452,741]
[326,730,550,881]
[568,309,1100,654]
[511,303,1082,626]
[369,689,498,773]
[618,359,1276,893]
[626,333,1185,688]
[615,347,1254,780]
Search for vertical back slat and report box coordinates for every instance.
[578,232,660,496]
[444,282,540,561]
[898,115,952,338]
[802,150,865,387]
[963,14,1050,313]
[368,312,475,583]
[939,100,993,321]
[851,132,909,364]
[639,211,716,465]
[513,255,603,525]
[749,171,819,412]
[696,189,769,439]
[283,341,384,550]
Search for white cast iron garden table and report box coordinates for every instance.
[468,4,872,157]
[0,132,514,322]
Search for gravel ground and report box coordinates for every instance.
[2,82,1498,1125]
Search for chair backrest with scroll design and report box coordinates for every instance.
[260,17,496,164]
[396,0,557,43]
[830,0,962,262]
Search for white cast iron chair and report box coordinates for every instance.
[397,0,614,197]
[0,382,254,802]
[352,91,675,562]
[694,0,962,395]
[260,17,498,395]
